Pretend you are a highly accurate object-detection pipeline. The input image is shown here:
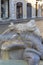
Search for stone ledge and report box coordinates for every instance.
[0,17,43,25]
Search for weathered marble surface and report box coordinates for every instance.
[0,20,43,65]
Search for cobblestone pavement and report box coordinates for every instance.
[40,61,43,65]
[36,20,43,38]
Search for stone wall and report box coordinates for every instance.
[0,0,43,20]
